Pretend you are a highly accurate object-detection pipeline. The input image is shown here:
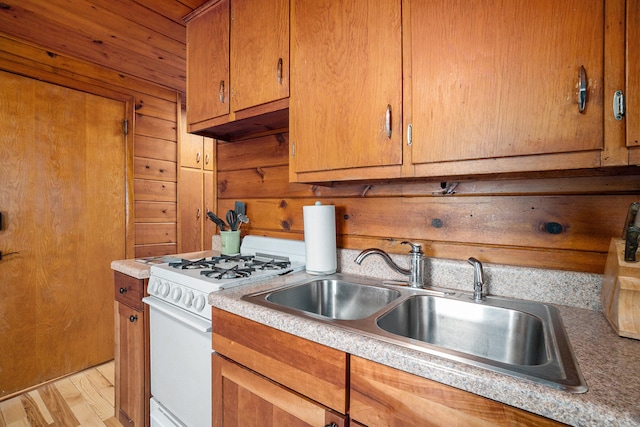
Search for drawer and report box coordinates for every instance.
[212,308,348,414]
[114,271,146,311]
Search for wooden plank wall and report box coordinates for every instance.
[0,34,179,257]
[217,132,640,274]
[0,0,204,94]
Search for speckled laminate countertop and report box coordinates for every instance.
[207,254,640,427]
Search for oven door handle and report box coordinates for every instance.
[143,296,212,333]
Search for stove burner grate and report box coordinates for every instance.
[168,258,212,269]
[200,265,255,280]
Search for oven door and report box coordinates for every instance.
[143,296,212,427]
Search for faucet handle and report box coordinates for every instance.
[468,257,485,301]
[401,241,423,254]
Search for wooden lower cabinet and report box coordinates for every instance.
[212,308,566,427]
[350,356,565,427]
[212,354,346,427]
[114,271,150,427]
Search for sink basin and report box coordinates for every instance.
[377,295,547,366]
[264,279,401,320]
[242,273,587,393]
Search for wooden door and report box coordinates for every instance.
[409,0,604,167]
[186,0,230,126]
[0,71,126,398]
[289,0,402,176]
[212,354,346,427]
[230,0,289,112]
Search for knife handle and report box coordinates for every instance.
[624,227,640,262]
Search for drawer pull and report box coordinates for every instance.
[129,315,138,323]
[119,287,128,294]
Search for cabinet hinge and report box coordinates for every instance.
[123,119,129,135]
[613,90,625,121]
[407,123,413,146]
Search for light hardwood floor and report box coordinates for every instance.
[0,361,121,427]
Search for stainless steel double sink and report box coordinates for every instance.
[242,273,587,393]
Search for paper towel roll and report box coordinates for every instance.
[303,202,337,275]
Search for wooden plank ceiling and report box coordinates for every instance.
[0,0,210,95]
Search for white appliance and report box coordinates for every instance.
[143,236,305,427]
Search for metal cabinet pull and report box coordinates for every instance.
[578,66,587,113]
[196,152,201,163]
[205,153,210,165]
[385,104,392,138]
[119,287,128,294]
[277,58,283,84]
[196,208,201,219]
[129,315,138,323]
[219,80,225,103]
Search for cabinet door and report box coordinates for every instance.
[186,0,230,125]
[231,0,289,112]
[181,129,205,169]
[628,0,640,164]
[179,168,204,253]
[203,137,215,171]
[213,354,346,427]
[290,0,402,178]
[350,356,562,427]
[409,0,604,170]
[203,170,215,250]
[116,302,147,427]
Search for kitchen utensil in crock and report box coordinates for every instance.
[206,211,227,231]
[226,209,239,231]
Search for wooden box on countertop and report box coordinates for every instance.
[601,238,640,340]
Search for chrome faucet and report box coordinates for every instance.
[355,242,425,288]
[468,257,485,301]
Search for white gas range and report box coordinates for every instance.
[143,235,305,427]
[147,235,306,321]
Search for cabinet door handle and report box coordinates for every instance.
[129,315,138,323]
[277,58,283,84]
[205,153,210,165]
[219,80,225,103]
[119,287,128,294]
[196,152,201,164]
[385,104,392,138]
[578,65,587,113]
[196,208,201,219]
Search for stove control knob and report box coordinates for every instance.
[171,286,182,302]
[148,278,158,294]
[183,290,194,307]
[159,281,170,297]
[193,295,206,312]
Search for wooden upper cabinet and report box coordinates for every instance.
[408,0,606,176]
[186,0,289,140]
[186,0,230,127]
[289,0,403,182]
[231,0,289,112]
[627,0,640,165]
